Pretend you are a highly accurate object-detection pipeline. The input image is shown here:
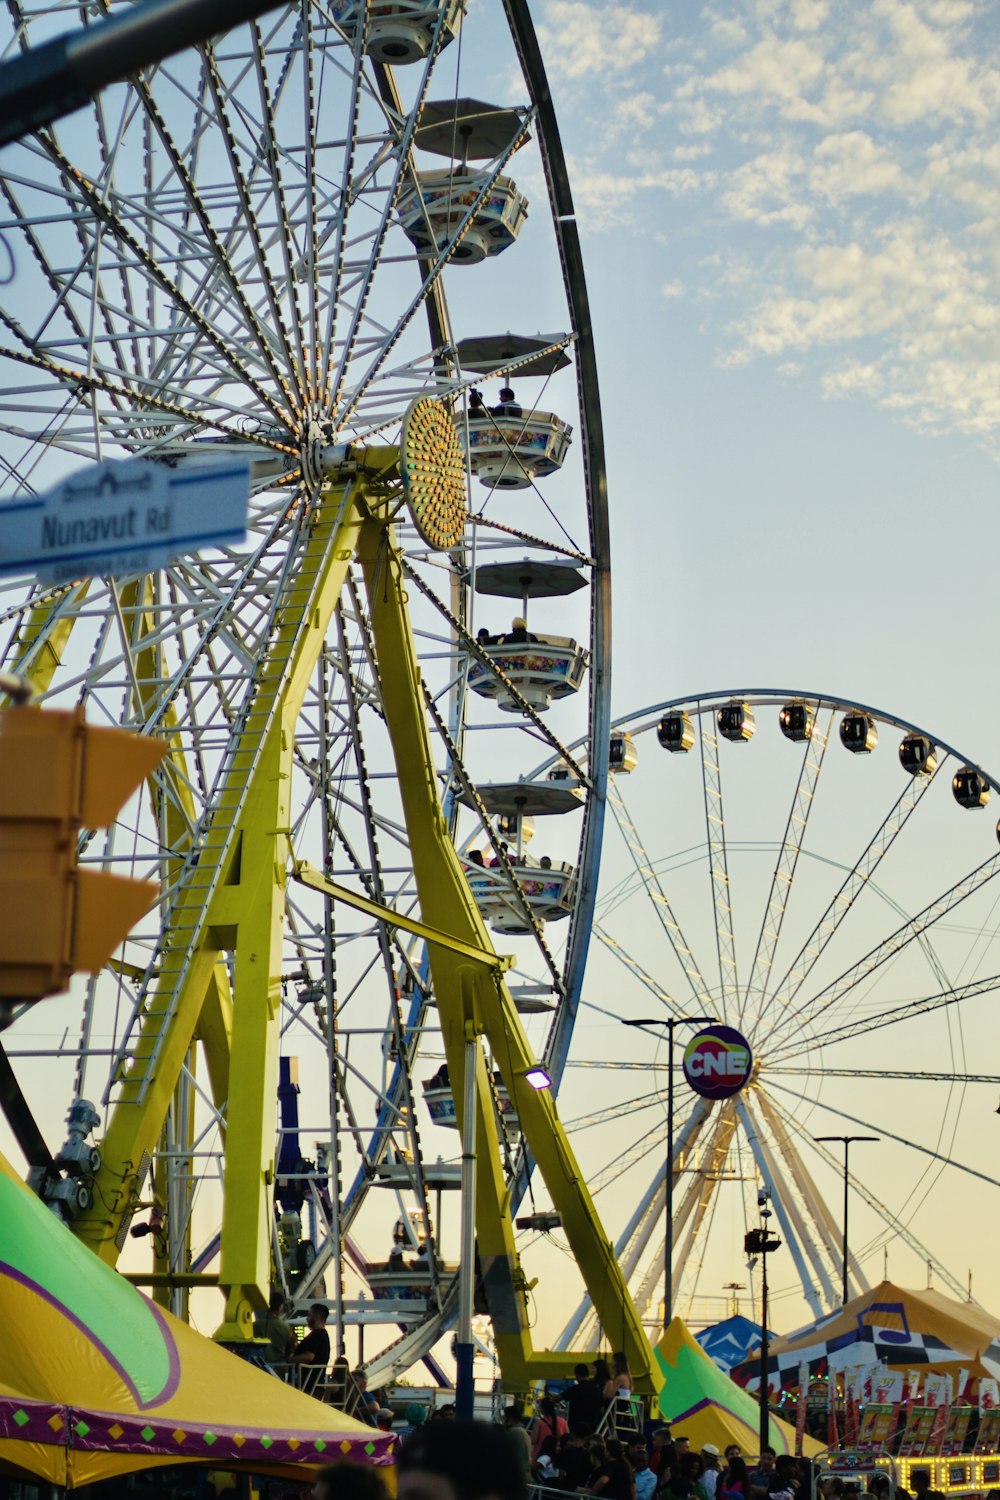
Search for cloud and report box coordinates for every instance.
[537,1,661,80]
[550,0,1000,439]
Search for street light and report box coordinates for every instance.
[622,1013,718,1327]
[745,1185,781,1454]
[815,1135,878,1304]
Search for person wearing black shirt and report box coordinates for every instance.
[289,1302,331,1389]
[566,1364,604,1435]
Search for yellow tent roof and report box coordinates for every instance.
[0,1152,394,1487]
[652,1317,822,1458]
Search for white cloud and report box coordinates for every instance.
[555,0,1000,439]
[537,1,661,80]
[661,280,684,298]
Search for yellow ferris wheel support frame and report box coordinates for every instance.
[9,450,653,1390]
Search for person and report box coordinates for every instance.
[701,1447,721,1500]
[673,1438,691,1466]
[650,1431,673,1479]
[535,1434,561,1485]
[503,615,537,645]
[602,1352,633,1401]
[590,1437,634,1500]
[504,1407,533,1478]
[254,1289,294,1369]
[398,1418,529,1500]
[723,1450,741,1466]
[469,388,486,414]
[468,848,486,868]
[531,1396,569,1462]
[911,1472,944,1500]
[492,386,522,418]
[593,1358,612,1399]
[476,626,493,647]
[353,1368,380,1422]
[411,1238,433,1271]
[389,1237,406,1267]
[719,1457,748,1500]
[567,1363,605,1435]
[561,1422,596,1491]
[631,1445,657,1500]
[313,1462,390,1500]
[748,1450,782,1499]
[288,1302,330,1390]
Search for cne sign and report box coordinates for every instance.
[682,1024,753,1100]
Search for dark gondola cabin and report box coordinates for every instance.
[953,766,991,809]
[657,712,695,752]
[840,711,878,753]
[779,702,814,742]
[718,701,755,743]
[899,733,937,777]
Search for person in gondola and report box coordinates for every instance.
[491,386,522,418]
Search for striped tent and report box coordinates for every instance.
[731,1282,1000,1394]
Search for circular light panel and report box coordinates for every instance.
[401,397,468,550]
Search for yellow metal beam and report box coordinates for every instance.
[357,513,654,1391]
[73,482,368,1346]
[294,862,514,971]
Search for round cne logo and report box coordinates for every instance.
[682,1024,753,1100]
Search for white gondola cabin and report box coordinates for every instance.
[460,408,571,488]
[465,857,575,933]
[468,634,588,712]
[334,0,465,64]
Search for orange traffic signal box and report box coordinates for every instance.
[0,705,166,1002]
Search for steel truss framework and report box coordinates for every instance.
[549,691,1000,1346]
[0,0,638,1388]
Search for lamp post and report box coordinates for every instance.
[744,1187,781,1454]
[814,1135,878,1304]
[622,1014,718,1328]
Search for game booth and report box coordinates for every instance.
[731,1281,1000,1498]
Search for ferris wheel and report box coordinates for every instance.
[0,0,640,1385]
[543,690,1000,1348]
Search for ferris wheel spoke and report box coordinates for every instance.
[754,1086,854,1304]
[742,708,832,1029]
[673,1102,736,1304]
[768,1078,1000,1191]
[605,775,711,1006]
[768,971,1000,1063]
[758,761,945,1052]
[561,1091,664,1132]
[733,1093,827,1316]
[768,1065,1000,1083]
[699,711,738,1005]
[776,851,1000,1042]
[774,1095,975,1303]
[590,924,682,1013]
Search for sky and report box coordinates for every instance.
[506,0,1000,1344]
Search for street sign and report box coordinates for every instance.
[0,457,251,584]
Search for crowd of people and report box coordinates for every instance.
[494,1355,818,1500]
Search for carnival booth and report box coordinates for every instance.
[731,1281,1000,1497]
[0,1151,394,1487]
[653,1317,822,1456]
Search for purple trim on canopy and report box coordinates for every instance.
[0,1261,178,1410]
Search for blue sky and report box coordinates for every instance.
[528,0,1000,750]
[504,0,1000,1338]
